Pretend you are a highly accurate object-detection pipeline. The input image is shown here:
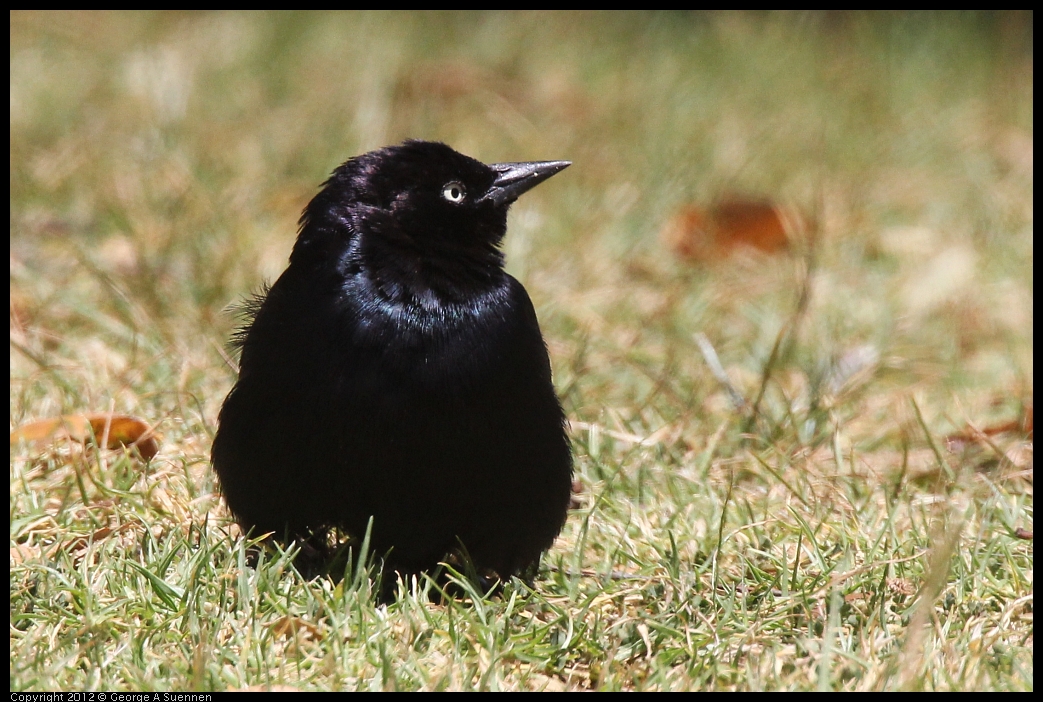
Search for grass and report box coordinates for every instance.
[10,10,1033,691]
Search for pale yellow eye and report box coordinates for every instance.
[442,181,466,203]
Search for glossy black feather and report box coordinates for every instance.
[212,140,572,578]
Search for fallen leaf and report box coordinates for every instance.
[269,616,323,641]
[945,404,1033,450]
[10,543,40,565]
[662,197,800,262]
[10,413,160,460]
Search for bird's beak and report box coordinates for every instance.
[479,160,571,207]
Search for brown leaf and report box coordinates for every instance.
[10,543,40,565]
[945,404,1034,450]
[269,615,323,641]
[662,197,800,262]
[10,413,160,460]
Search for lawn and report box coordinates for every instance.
[10,11,1033,691]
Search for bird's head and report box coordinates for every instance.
[291,141,569,291]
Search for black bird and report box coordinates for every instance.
[212,140,573,580]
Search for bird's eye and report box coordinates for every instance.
[441,181,466,204]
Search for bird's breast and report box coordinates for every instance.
[336,279,538,394]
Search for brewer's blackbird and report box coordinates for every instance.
[212,140,573,580]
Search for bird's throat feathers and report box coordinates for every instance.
[357,230,506,309]
[293,206,507,308]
